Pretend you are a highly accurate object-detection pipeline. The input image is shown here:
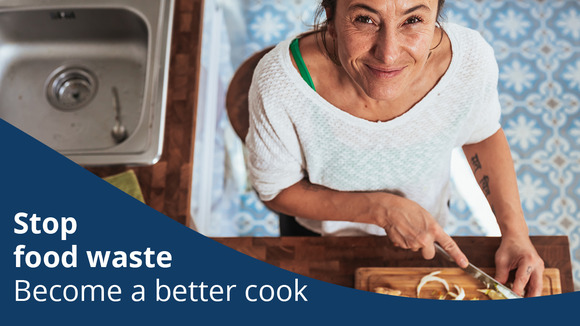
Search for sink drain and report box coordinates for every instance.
[46,67,98,110]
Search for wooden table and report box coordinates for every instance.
[213,236,574,293]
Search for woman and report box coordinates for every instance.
[246,0,544,297]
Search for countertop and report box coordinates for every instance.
[214,235,575,293]
[87,0,204,228]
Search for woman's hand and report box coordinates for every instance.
[494,235,545,297]
[463,129,545,297]
[374,194,469,268]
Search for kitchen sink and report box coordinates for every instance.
[0,0,174,165]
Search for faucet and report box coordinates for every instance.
[111,87,128,143]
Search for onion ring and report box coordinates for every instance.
[416,271,466,300]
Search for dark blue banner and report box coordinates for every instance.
[1,118,578,325]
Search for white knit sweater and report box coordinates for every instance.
[246,22,501,236]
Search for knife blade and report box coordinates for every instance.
[434,243,522,299]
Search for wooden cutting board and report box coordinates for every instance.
[355,267,561,299]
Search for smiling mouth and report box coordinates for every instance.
[366,65,405,79]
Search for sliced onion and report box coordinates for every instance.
[453,284,465,300]
[416,271,450,298]
[416,271,466,300]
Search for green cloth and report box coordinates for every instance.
[104,170,145,203]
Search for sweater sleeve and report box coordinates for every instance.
[245,56,305,202]
[463,36,502,145]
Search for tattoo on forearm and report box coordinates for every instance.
[479,176,491,196]
[470,154,482,173]
[470,153,492,199]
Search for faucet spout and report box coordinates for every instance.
[111,87,128,143]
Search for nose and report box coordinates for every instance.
[374,27,400,64]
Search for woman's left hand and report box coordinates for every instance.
[494,235,545,297]
[463,130,544,297]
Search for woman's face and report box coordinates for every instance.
[329,0,440,101]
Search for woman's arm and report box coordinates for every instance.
[462,128,544,297]
[265,179,469,267]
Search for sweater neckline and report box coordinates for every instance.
[280,22,462,129]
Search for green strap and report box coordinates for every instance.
[290,38,316,91]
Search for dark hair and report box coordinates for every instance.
[314,0,446,64]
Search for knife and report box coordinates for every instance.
[434,243,522,299]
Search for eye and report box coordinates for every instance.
[354,15,374,25]
[404,15,423,25]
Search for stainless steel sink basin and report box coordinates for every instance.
[0,0,174,165]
